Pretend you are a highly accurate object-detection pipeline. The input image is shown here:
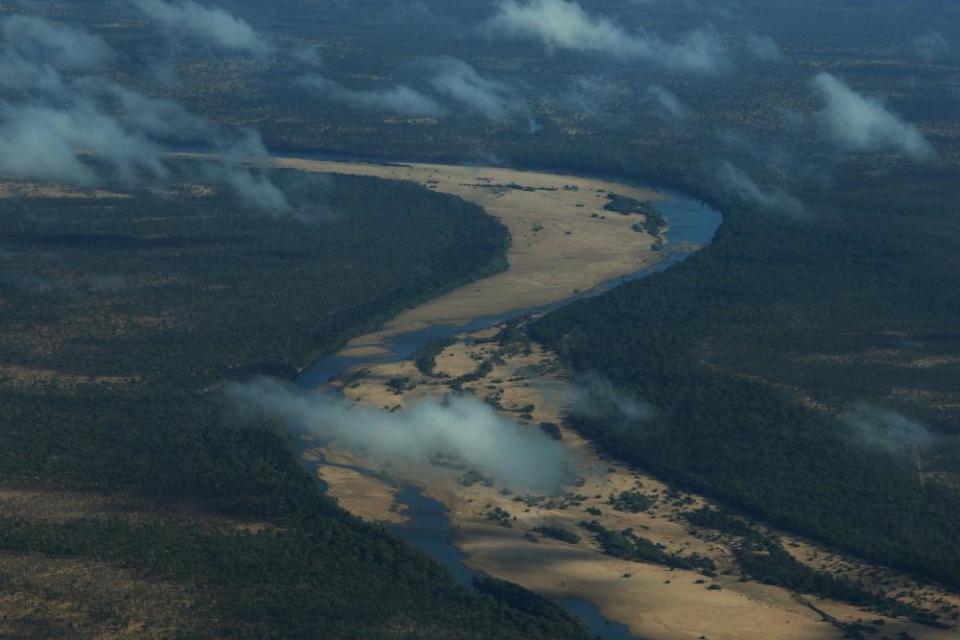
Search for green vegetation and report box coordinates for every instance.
[538,422,563,440]
[7,0,960,628]
[413,337,457,376]
[449,359,495,390]
[0,168,587,638]
[533,525,581,544]
[682,507,755,538]
[604,194,666,236]
[533,168,960,588]
[580,521,715,572]
[472,577,589,639]
[461,470,494,487]
[608,490,656,513]
[736,536,946,627]
[485,507,514,527]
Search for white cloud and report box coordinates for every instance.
[716,161,807,219]
[0,15,288,213]
[297,74,445,117]
[568,374,653,423]
[2,15,113,70]
[644,85,691,124]
[745,32,783,62]
[840,403,937,453]
[226,378,573,492]
[486,0,729,72]
[912,30,949,62]
[132,0,273,57]
[810,73,935,162]
[429,57,522,119]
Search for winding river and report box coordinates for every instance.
[295,166,722,640]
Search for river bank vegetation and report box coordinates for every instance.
[2,0,959,635]
[0,166,590,638]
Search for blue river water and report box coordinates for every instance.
[296,183,722,640]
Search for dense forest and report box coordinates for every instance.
[532,163,960,588]
[0,166,589,638]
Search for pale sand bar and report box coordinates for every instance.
[319,333,959,640]
[272,158,665,349]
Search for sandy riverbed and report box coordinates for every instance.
[272,158,666,350]
[273,158,957,638]
[315,326,959,640]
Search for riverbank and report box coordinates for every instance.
[272,158,669,351]
[319,323,959,640]
[282,159,957,638]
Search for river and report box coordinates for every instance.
[295,167,722,640]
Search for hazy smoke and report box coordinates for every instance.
[715,161,807,219]
[486,0,729,73]
[567,374,654,423]
[131,0,273,57]
[810,73,935,162]
[840,403,936,453]
[297,74,445,117]
[226,378,574,492]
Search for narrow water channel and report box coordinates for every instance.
[296,184,722,640]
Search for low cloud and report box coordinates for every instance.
[225,378,573,492]
[391,0,435,22]
[0,15,289,214]
[209,164,290,215]
[840,403,936,454]
[810,73,935,162]
[297,74,445,117]
[567,374,654,423]
[0,15,114,95]
[199,129,292,215]
[0,101,166,185]
[626,0,743,23]
[745,32,783,62]
[486,0,729,73]
[2,15,113,70]
[429,57,523,119]
[911,30,949,62]
[131,0,273,57]
[75,76,211,140]
[644,85,691,125]
[715,161,807,219]
[560,76,624,119]
[297,59,521,122]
